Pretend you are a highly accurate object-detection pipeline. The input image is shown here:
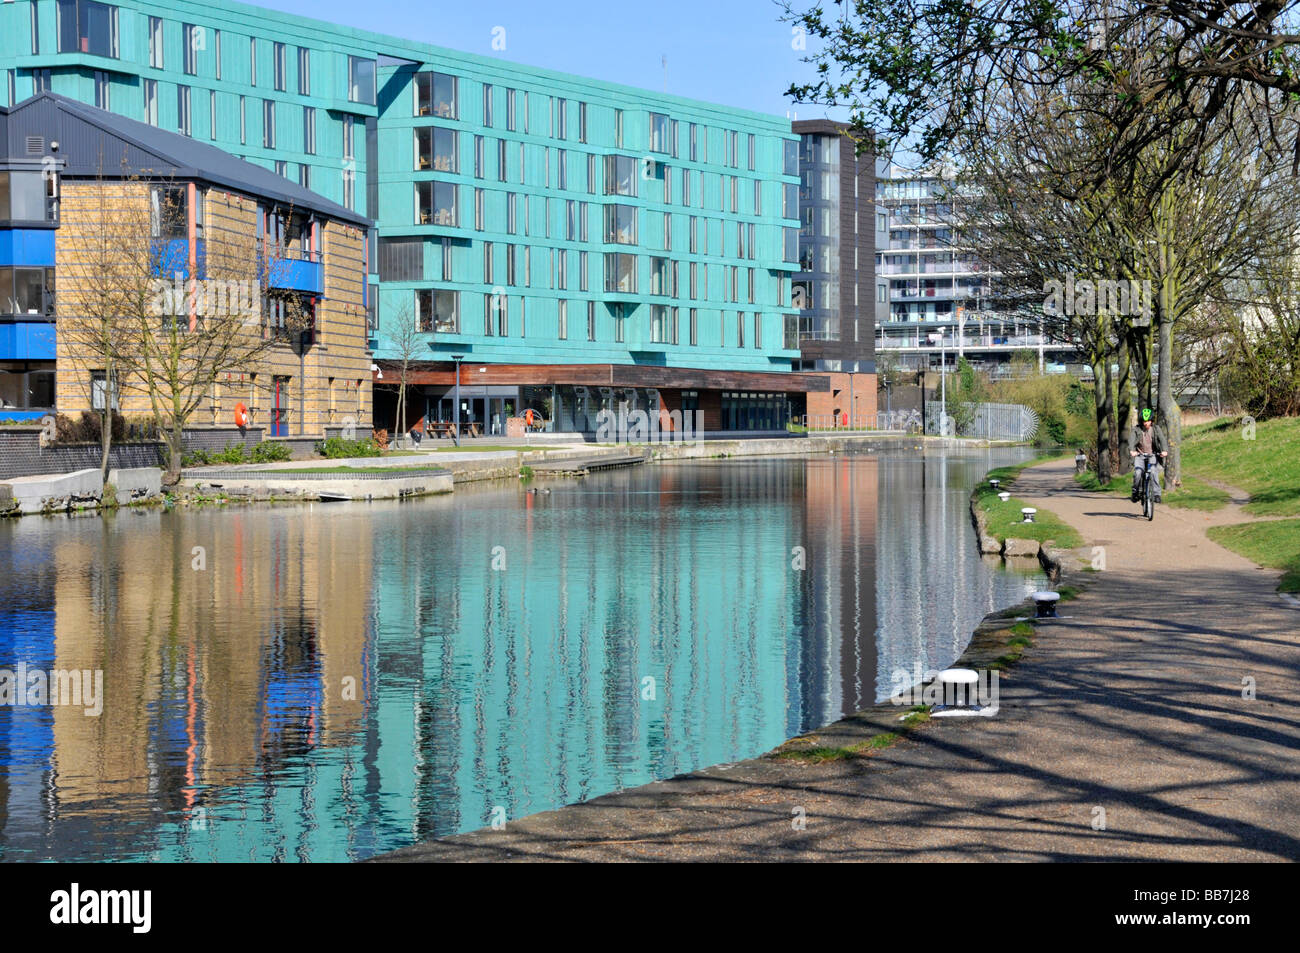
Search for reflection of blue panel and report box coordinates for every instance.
[266,258,324,295]
[0,321,56,359]
[0,229,56,267]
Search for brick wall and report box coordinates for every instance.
[0,429,165,480]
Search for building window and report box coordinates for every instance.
[473,135,484,177]
[689,308,698,345]
[31,3,40,54]
[614,303,625,342]
[299,164,311,189]
[689,123,699,162]
[579,251,588,291]
[587,153,597,194]
[274,160,287,178]
[784,139,798,176]
[33,69,52,94]
[579,201,589,241]
[649,256,675,296]
[505,88,516,131]
[555,97,567,139]
[57,0,119,59]
[605,253,636,294]
[303,107,316,155]
[738,311,745,347]
[178,85,192,136]
[474,188,484,229]
[482,83,493,126]
[249,38,257,86]
[497,138,507,182]
[604,204,636,245]
[93,70,110,109]
[141,79,158,126]
[614,109,623,148]
[604,155,637,197]
[753,311,761,347]
[343,167,355,209]
[416,181,457,226]
[239,95,246,143]
[348,56,376,105]
[556,249,567,290]
[215,30,222,80]
[649,112,675,155]
[506,192,518,234]
[209,89,217,139]
[416,126,457,172]
[587,301,596,341]
[274,43,287,90]
[578,101,587,143]
[181,24,198,75]
[558,299,568,339]
[558,150,568,190]
[483,241,494,283]
[748,134,756,171]
[343,115,354,158]
[415,71,457,118]
[417,288,459,333]
[297,47,310,95]
[262,99,275,147]
[90,371,120,410]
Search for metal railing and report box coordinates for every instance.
[800,410,923,433]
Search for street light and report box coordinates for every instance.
[450,353,464,448]
[928,327,947,433]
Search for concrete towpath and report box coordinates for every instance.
[373,457,1300,862]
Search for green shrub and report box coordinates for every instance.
[317,436,381,458]
[251,441,292,463]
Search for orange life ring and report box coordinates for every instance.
[524,408,535,427]
[234,403,249,428]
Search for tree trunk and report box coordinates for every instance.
[1092,353,1112,484]
[1104,347,1117,479]
[165,418,184,486]
[1116,330,1134,463]
[1157,316,1181,485]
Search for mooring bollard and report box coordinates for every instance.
[1033,591,1061,618]
[998,491,1011,502]
[1021,507,1037,523]
[937,668,980,708]
[989,479,1000,490]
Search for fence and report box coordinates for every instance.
[925,401,1039,441]
[800,410,924,433]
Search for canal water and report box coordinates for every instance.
[0,446,1041,861]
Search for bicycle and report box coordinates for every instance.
[1134,452,1162,521]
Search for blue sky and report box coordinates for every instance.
[254,0,848,122]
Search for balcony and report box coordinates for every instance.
[0,320,55,360]
[265,251,324,295]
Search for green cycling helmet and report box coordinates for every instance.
[1141,408,1153,422]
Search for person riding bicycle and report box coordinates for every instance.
[1130,408,1168,503]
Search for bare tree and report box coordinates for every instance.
[385,301,423,446]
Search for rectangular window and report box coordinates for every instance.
[93,70,109,109]
[497,138,507,182]
[587,153,597,194]
[587,301,596,341]
[474,188,484,229]
[482,83,493,126]
[506,88,516,131]
[416,181,458,226]
[238,94,246,142]
[31,2,40,54]
[649,256,675,297]
[262,99,274,147]
[416,126,457,172]
[748,134,756,171]
[274,160,287,178]
[615,109,623,148]
[556,97,567,139]
[689,123,698,162]
[250,37,257,87]
[182,24,198,75]
[148,15,164,68]
[753,180,762,216]
[343,167,355,209]
[557,249,567,290]
[605,253,636,294]
[565,199,577,241]
[784,139,798,176]
[418,289,459,333]
[682,169,690,208]
[473,135,484,177]
[689,216,698,254]
[747,223,756,260]
[58,0,119,59]
[649,112,675,154]
[753,312,761,347]
[483,241,494,283]
[579,201,589,242]
[415,71,457,118]
[343,115,354,158]
[748,267,756,304]
[650,304,669,344]
[689,261,697,299]
[558,150,567,190]
[689,308,698,345]
[579,250,589,291]
[578,101,587,143]
[177,85,192,136]
[604,204,637,245]
[738,311,745,347]
[506,192,517,234]
[604,155,638,197]
[558,299,568,339]
[209,89,217,139]
[348,56,376,105]
[215,30,222,80]
[143,79,157,126]
[614,303,625,343]
[506,244,517,286]
[299,164,310,189]
[297,47,310,95]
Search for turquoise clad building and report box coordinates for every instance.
[2,0,831,433]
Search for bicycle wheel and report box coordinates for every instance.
[1144,474,1155,520]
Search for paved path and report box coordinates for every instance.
[374,458,1300,862]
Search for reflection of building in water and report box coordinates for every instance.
[873,451,1043,701]
[0,508,372,858]
[793,454,880,729]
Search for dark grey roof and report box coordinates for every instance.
[1,93,370,227]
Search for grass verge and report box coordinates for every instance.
[1206,520,1300,592]
[1181,416,1300,516]
[972,454,1083,549]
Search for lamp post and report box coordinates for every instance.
[928,328,947,433]
[451,353,464,448]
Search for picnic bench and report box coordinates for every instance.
[428,421,480,438]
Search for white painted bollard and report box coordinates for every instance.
[989,479,1000,490]
[1033,591,1061,618]
[998,491,1011,502]
[937,668,979,710]
[1021,507,1037,523]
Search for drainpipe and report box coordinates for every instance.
[187,182,197,332]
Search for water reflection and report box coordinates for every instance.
[0,448,1038,861]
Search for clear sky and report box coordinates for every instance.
[251,0,850,122]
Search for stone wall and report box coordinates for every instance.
[0,428,165,480]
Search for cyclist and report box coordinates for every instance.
[1130,408,1168,503]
